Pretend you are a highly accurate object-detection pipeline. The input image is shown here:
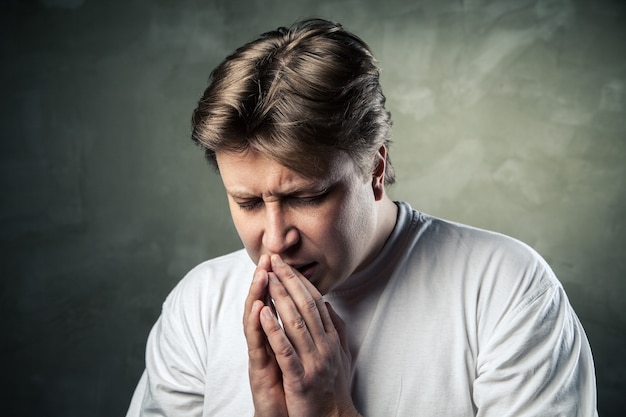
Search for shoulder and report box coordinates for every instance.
[150,248,255,358]
[398,204,562,322]
[417,212,566,336]
[398,201,542,262]
[416,210,544,264]
[415,210,558,288]
[162,249,255,314]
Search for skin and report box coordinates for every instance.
[216,147,397,417]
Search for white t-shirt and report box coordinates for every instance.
[127,201,597,416]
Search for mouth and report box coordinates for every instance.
[294,262,317,280]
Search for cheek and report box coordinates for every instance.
[337,186,377,249]
[229,209,262,255]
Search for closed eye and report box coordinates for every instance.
[237,199,263,211]
[234,187,332,211]
[290,190,331,207]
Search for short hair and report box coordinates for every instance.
[191,18,395,185]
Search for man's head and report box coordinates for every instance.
[191,19,399,293]
[191,18,395,185]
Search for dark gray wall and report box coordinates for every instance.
[1,0,624,415]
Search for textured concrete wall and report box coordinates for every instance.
[1,0,624,415]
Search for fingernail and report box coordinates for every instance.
[272,255,285,266]
[253,269,267,283]
[262,306,274,319]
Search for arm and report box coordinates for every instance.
[473,283,597,416]
[127,285,206,417]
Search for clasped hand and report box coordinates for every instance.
[243,254,360,417]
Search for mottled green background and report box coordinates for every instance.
[1,0,624,415]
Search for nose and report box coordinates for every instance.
[262,205,299,254]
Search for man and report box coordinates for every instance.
[127,18,597,416]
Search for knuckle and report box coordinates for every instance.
[302,297,318,313]
[291,316,307,330]
[266,321,284,335]
[279,344,296,358]
[273,283,290,299]
[312,293,324,305]
[284,267,299,281]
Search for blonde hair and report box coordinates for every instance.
[191,18,395,184]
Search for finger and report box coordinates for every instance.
[326,301,349,352]
[244,262,268,323]
[268,272,316,354]
[257,253,271,272]
[244,263,272,368]
[256,254,277,315]
[296,265,337,335]
[244,255,271,315]
[259,295,305,378]
[269,256,328,344]
[270,254,334,340]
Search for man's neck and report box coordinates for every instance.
[374,196,399,258]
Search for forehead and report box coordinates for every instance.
[216,149,355,195]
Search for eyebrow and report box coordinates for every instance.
[226,181,333,200]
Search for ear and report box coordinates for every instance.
[371,145,387,201]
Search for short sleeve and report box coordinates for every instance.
[126,279,208,417]
[473,281,597,416]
